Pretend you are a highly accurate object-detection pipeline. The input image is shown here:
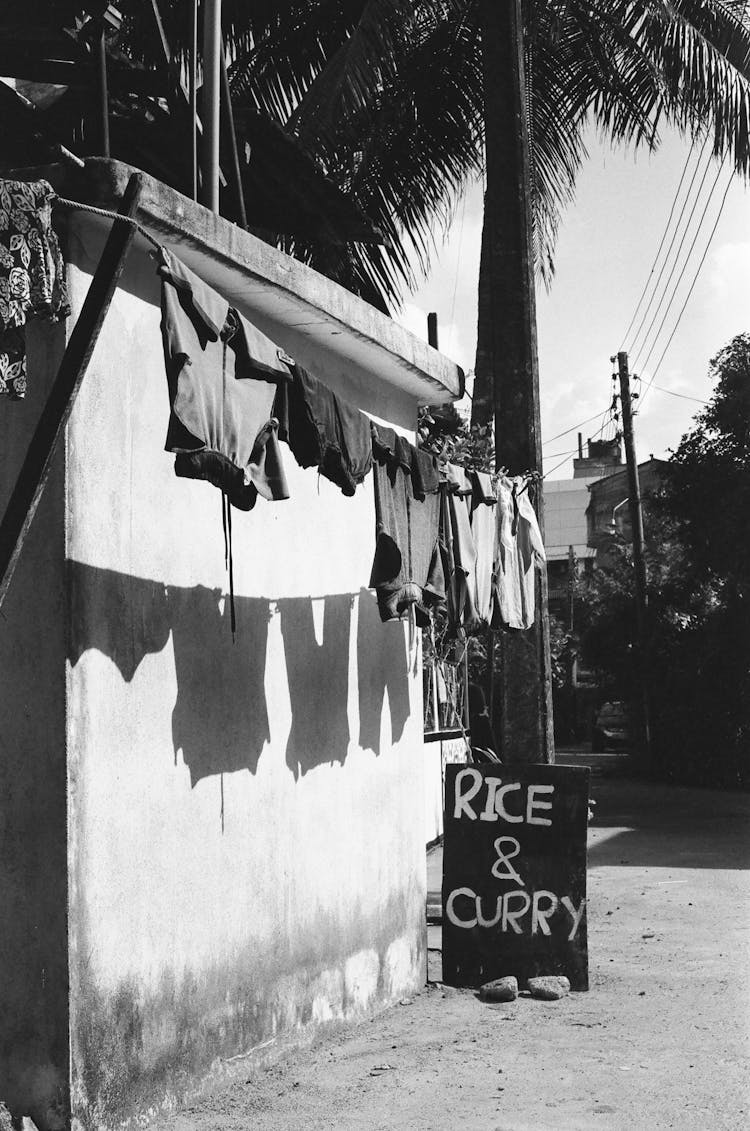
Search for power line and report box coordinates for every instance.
[631,143,721,370]
[639,170,735,407]
[638,154,730,374]
[626,134,713,360]
[647,384,705,407]
[542,407,609,447]
[619,134,699,351]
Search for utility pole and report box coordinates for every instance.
[475,0,554,763]
[616,351,652,763]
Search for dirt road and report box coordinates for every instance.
[164,773,750,1131]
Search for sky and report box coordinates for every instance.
[394,125,750,479]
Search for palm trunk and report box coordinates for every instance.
[474,0,553,764]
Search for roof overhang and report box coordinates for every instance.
[43,159,464,410]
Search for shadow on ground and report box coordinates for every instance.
[588,775,750,871]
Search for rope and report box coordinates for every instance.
[54,195,163,252]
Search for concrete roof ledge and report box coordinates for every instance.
[57,159,464,408]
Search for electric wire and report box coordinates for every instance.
[542,407,610,447]
[626,133,713,360]
[639,169,734,408]
[618,134,699,351]
[631,142,722,370]
[637,153,730,375]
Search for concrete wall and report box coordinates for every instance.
[0,322,69,1130]
[0,220,430,1128]
[424,738,469,846]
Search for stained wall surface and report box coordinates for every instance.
[0,323,69,1129]
[63,223,427,1129]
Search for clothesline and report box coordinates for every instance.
[54,195,164,252]
[2,177,547,651]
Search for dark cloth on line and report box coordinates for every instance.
[274,365,372,495]
[158,248,290,509]
[369,424,444,626]
[441,463,479,632]
[0,178,69,399]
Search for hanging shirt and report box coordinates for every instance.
[369,424,444,626]
[441,463,479,632]
[274,364,372,495]
[516,481,546,627]
[469,470,497,624]
[493,477,545,630]
[158,248,290,510]
[0,178,69,399]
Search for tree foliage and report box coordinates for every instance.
[579,333,750,787]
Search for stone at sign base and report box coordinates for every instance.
[527,975,570,1000]
[479,976,518,1002]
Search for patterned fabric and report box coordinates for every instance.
[0,179,69,399]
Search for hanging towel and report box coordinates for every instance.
[274,364,372,495]
[158,248,290,510]
[0,178,69,399]
[369,424,445,626]
[469,470,496,624]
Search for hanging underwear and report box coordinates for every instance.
[274,364,372,495]
[158,248,291,511]
[369,424,444,626]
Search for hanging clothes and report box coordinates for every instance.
[493,477,545,630]
[441,463,479,632]
[469,470,497,624]
[0,179,69,399]
[158,248,291,511]
[369,424,444,626]
[516,481,547,627]
[274,364,372,495]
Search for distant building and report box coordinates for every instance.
[586,457,669,551]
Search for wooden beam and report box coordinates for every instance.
[0,173,143,609]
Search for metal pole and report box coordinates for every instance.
[190,0,199,200]
[427,312,439,350]
[201,0,221,212]
[476,0,554,764]
[220,41,248,227]
[617,350,652,763]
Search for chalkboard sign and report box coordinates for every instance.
[442,764,589,991]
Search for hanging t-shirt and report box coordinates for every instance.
[158,248,290,510]
[369,425,444,626]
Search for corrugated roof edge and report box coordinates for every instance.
[48,159,464,406]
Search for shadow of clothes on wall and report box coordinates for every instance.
[357,588,410,755]
[169,585,271,785]
[278,594,352,779]
[68,561,171,682]
[68,564,270,786]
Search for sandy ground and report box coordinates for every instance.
[164,771,750,1131]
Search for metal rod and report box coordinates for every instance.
[0,174,143,609]
[220,40,248,227]
[201,0,222,212]
[191,0,199,200]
